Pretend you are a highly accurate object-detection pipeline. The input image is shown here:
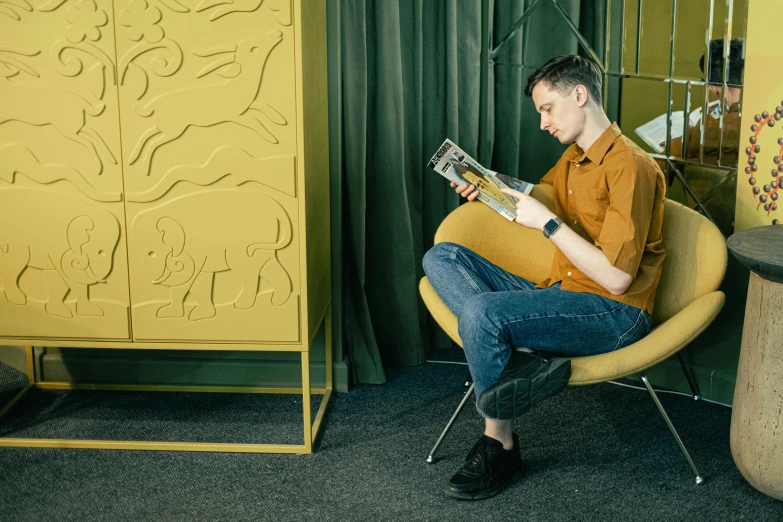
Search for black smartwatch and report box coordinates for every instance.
[542,217,563,238]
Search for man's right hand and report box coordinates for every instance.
[451,182,480,201]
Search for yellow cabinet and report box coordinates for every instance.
[0,0,330,349]
[0,0,129,340]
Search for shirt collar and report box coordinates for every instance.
[568,122,622,166]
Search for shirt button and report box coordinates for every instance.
[568,189,573,194]
[576,163,581,167]
[573,219,578,225]
[567,271,572,276]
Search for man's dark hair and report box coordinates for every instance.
[700,38,744,86]
[524,55,603,105]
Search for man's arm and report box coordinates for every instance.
[501,156,657,296]
[498,188,633,295]
[546,224,633,295]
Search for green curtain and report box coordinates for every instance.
[338,0,606,384]
[491,0,606,183]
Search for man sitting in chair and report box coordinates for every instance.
[422,55,666,500]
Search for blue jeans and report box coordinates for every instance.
[422,242,651,418]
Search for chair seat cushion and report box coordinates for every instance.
[420,276,725,385]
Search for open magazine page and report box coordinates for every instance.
[427,139,534,221]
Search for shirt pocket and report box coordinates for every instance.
[576,187,610,225]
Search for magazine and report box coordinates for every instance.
[427,139,534,221]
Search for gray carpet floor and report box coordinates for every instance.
[1,354,782,522]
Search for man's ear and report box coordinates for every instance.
[574,85,589,107]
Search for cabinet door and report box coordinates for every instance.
[0,0,130,339]
[114,0,300,342]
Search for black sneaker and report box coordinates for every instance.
[477,351,571,420]
[446,434,522,500]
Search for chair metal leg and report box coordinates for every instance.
[675,352,701,400]
[425,383,474,464]
[640,375,705,485]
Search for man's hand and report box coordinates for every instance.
[451,181,480,201]
[500,187,557,231]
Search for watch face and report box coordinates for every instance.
[543,218,562,237]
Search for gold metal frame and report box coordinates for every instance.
[0,305,333,454]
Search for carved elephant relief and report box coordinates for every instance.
[0,187,120,318]
[131,189,295,321]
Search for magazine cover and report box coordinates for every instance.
[427,139,534,221]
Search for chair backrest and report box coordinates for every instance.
[652,198,727,324]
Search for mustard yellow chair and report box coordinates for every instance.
[419,184,728,485]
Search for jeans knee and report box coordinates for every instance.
[422,242,456,277]
[457,293,493,341]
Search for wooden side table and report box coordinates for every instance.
[727,225,783,500]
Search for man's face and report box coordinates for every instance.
[532,82,584,144]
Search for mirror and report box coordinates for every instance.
[488,0,747,234]
[618,0,747,236]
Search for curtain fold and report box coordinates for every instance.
[339,0,605,384]
[492,0,606,184]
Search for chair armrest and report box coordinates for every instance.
[569,290,726,385]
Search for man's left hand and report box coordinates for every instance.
[500,187,558,231]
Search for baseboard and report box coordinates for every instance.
[1,321,351,392]
[0,346,350,392]
[35,349,350,392]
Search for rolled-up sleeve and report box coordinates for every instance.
[595,154,657,278]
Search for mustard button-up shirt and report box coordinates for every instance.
[536,123,667,315]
